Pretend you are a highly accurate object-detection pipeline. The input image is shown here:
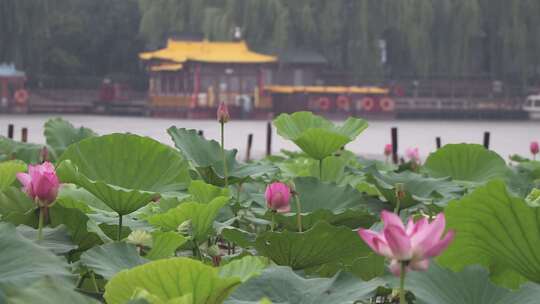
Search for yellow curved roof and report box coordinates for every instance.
[264,85,389,95]
[150,64,183,72]
[140,39,276,64]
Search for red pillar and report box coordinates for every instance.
[191,65,200,109]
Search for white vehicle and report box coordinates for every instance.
[524,94,540,120]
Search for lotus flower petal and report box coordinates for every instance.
[381,210,405,231]
[384,225,412,260]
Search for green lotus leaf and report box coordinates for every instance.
[224,266,381,304]
[57,133,191,215]
[167,127,277,185]
[0,160,26,190]
[0,186,37,227]
[0,136,44,163]
[396,263,540,304]
[50,202,103,251]
[219,256,269,282]
[255,221,371,270]
[349,253,385,281]
[222,227,256,248]
[44,117,96,159]
[273,112,367,160]
[278,155,348,182]
[6,277,99,304]
[272,177,378,230]
[424,144,509,184]
[147,196,229,242]
[146,231,188,260]
[130,289,193,304]
[17,225,77,255]
[57,184,114,212]
[0,222,72,294]
[363,166,462,209]
[506,160,540,197]
[104,257,243,304]
[525,188,540,207]
[188,180,230,204]
[438,180,540,287]
[81,242,148,280]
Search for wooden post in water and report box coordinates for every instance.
[21,128,28,143]
[436,137,442,149]
[7,124,14,139]
[246,133,253,161]
[483,132,490,149]
[391,127,398,164]
[266,122,272,156]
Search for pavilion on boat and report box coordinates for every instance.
[139,39,277,118]
[0,63,27,110]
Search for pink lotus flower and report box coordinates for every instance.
[16,162,60,205]
[265,182,291,213]
[405,147,420,163]
[531,141,539,156]
[358,210,454,276]
[217,102,230,123]
[384,144,393,156]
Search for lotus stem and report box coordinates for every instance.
[295,196,302,233]
[319,159,323,180]
[270,212,275,232]
[117,214,123,241]
[37,207,45,241]
[89,271,100,293]
[76,273,86,289]
[394,198,401,214]
[191,240,202,260]
[399,262,407,304]
[394,183,405,214]
[221,122,229,186]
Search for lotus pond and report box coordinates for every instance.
[0,111,540,304]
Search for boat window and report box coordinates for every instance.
[535,100,540,107]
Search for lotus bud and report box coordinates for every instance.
[217,102,230,124]
[207,244,221,257]
[384,144,393,156]
[405,147,420,163]
[126,230,153,247]
[177,219,193,236]
[16,162,60,206]
[151,194,161,203]
[531,141,539,156]
[265,182,291,213]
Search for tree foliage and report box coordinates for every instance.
[3,0,540,82]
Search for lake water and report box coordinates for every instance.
[1,114,538,161]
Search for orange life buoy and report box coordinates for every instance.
[336,95,350,110]
[361,97,375,111]
[14,89,29,105]
[380,97,395,112]
[318,97,331,111]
